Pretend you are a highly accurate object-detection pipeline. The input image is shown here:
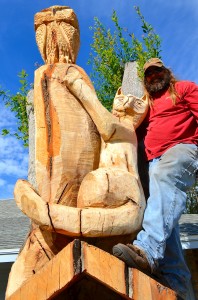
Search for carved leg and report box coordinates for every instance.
[14,180,81,235]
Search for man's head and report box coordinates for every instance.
[143,58,164,72]
[143,58,171,95]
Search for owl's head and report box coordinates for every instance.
[35,6,80,64]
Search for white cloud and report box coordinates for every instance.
[0,159,28,178]
[0,136,28,176]
[0,100,17,129]
[0,134,27,156]
[0,132,28,199]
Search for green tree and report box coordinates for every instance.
[186,182,198,213]
[88,6,161,110]
[0,70,30,147]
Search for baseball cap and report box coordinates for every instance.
[143,58,164,73]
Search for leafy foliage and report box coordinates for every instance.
[88,7,198,213]
[131,7,162,78]
[186,180,198,213]
[0,70,30,147]
[88,6,162,109]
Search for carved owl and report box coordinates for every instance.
[34,6,80,64]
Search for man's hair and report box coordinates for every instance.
[144,68,179,106]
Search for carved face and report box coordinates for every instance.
[113,93,146,115]
[113,95,127,112]
[34,6,80,64]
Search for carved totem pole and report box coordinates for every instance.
[6,6,148,298]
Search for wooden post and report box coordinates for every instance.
[122,62,149,199]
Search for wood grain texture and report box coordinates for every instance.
[63,66,146,236]
[6,241,75,300]
[34,64,100,206]
[81,202,143,237]
[7,241,177,300]
[14,178,144,238]
[14,179,81,235]
[82,242,127,296]
[35,6,80,64]
[132,269,177,300]
[6,228,56,298]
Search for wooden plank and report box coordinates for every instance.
[26,277,38,300]
[82,242,127,296]
[46,255,60,298]
[132,269,153,300]
[35,270,47,300]
[6,287,21,300]
[59,241,75,291]
[150,277,177,300]
[132,269,177,300]
[7,241,75,300]
[7,241,177,300]
[7,274,31,300]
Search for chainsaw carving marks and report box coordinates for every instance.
[35,6,80,64]
[34,63,100,206]
[6,6,148,298]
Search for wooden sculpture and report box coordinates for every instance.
[6,6,148,298]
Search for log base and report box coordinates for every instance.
[6,241,177,300]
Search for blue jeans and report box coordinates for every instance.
[133,143,198,299]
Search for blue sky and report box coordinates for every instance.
[0,0,198,199]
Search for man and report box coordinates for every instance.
[113,58,198,300]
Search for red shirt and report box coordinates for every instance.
[144,81,198,160]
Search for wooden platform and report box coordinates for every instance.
[7,240,177,300]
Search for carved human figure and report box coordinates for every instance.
[6,6,148,298]
[6,6,100,297]
[33,6,101,206]
[13,5,148,237]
